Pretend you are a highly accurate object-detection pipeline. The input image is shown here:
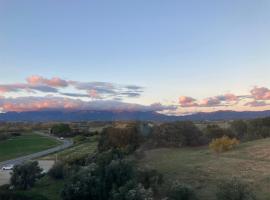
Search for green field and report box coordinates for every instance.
[43,137,97,162]
[139,138,270,200]
[0,133,61,162]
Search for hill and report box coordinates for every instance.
[139,138,270,200]
[1,110,270,122]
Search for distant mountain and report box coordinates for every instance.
[0,110,270,122]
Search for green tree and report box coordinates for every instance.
[51,124,72,137]
[10,161,42,190]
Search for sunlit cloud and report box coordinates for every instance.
[0,96,176,113]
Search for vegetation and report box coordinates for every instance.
[51,124,72,137]
[150,121,205,148]
[167,181,198,200]
[11,161,42,190]
[0,133,60,162]
[4,118,270,200]
[98,125,142,152]
[209,136,239,153]
[216,178,256,200]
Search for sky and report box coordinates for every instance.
[1,0,270,115]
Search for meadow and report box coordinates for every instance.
[0,133,60,162]
[139,138,270,200]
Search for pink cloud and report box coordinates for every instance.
[0,96,176,112]
[244,100,269,107]
[200,97,221,107]
[27,75,68,87]
[179,96,198,107]
[250,86,270,100]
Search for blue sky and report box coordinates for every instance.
[1,0,270,114]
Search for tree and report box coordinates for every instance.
[48,162,66,179]
[216,178,256,200]
[151,121,204,148]
[62,159,136,200]
[51,124,72,137]
[230,120,248,139]
[98,126,142,152]
[10,161,42,190]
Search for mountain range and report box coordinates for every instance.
[0,110,270,122]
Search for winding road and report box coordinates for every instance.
[0,132,73,168]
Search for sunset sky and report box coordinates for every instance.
[1,0,270,115]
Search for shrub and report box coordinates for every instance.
[209,136,239,153]
[10,161,42,190]
[138,169,163,192]
[111,181,153,200]
[167,181,198,200]
[62,159,136,200]
[216,178,256,200]
[48,162,66,179]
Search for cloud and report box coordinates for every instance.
[244,100,269,107]
[27,75,68,87]
[199,97,221,107]
[0,96,176,112]
[0,75,144,100]
[179,93,240,108]
[179,96,198,107]
[250,86,270,100]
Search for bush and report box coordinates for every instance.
[48,162,66,179]
[62,159,136,200]
[209,136,239,153]
[216,178,256,200]
[167,181,198,200]
[111,181,153,200]
[10,161,42,190]
[138,169,163,192]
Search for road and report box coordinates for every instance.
[0,132,73,168]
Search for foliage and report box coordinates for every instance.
[0,191,48,200]
[51,124,72,137]
[204,125,234,141]
[48,162,66,179]
[216,178,256,200]
[73,135,87,144]
[111,181,153,200]
[61,159,136,200]
[137,169,163,192]
[209,136,239,153]
[230,120,248,139]
[11,161,42,190]
[167,181,198,200]
[98,126,142,152]
[150,121,204,148]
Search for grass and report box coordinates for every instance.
[0,133,61,162]
[21,176,65,200]
[138,138,270,200]
[27,136,98,200]
[43,136,97,161]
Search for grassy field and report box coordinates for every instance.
[139,138,270,200]
[43,136,97,162]
[0,133,61,162]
